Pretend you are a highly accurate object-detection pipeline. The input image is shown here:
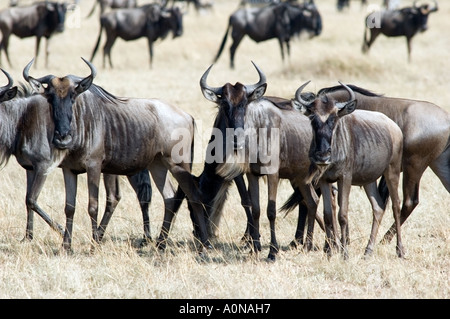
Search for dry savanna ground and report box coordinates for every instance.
[0,0,448,299]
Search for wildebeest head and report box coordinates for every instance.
[408,1,439,33]
[146,5,184,39]
[292,81,356,165]
[44,2,69,33]
[200,61,267,150]
[300,0,322,36]
[23,57,96,149]
[0,69,18,103]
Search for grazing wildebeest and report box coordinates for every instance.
[90,3,184,68]
[213,1,322,69]
[86,0,137,18]
[23,58,207,252]
[199,62,326,260]
[362,1,439,62]
[0,1,69,68]
[336,0,367,11]
[293,82,404,259]
[316,83,450,246]
[0,67,152,245]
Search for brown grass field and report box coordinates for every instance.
[0,0,448,299]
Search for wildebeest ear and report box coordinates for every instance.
[75,76,93,96]
[336,100,357,117]
[28,77,45,94]
[248,83,267,102]
[291,99,311,115]
[0,86,18,102]
[201,88,219,103]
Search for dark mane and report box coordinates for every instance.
[263,96,293,110]
[68,75,128,104]
[318,84,384,97]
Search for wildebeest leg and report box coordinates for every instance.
[337,178,352,260]
[362,28,380,54]
[62,168,78,251]
[103,34,117,68]
[147,39,154,68]
[381,161,426,244]
[383,166,404,258]
[363,182,387,256]
[34,37,42,68]
[150,160,178,250]
[277,38,285,62]
[0,33,12,67]
[127,170,153,244]
[229,31,244,69]
[320,181,339,256]
[266,173,279,261]
[246,174,261,253]
[24,169,65,241]
[44,37,50,68]
[300,183,319,252]
[97,174,121,242]
[406,37,412,63]
[86,167,102,249]
[429,148,450,192]
[234,175,260,252]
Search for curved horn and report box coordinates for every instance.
[199,64,222,96]
[81,57,97,80]
[22,58,53,84]
[294,80,312,107]
[245,61,267,94]
[0,68,13,91]
[338,81,355,103]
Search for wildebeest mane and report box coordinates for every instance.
[318,84,383,97]
[68,75,128,104]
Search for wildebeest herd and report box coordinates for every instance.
[0,0,448,262]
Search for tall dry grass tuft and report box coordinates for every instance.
[0,0,448,299]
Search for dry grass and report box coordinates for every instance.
[0,0,448,299]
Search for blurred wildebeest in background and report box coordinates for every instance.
[293,82,404,259]
[170,0,213,13]
[362,1,439,62]
[214,0,322,69]
[0,1,72,68]
[336,0,367,11]
[86,0,137,18]
[90,2,184,68]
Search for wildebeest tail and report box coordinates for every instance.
[378,175,390,210]
[214,23,231,63]
[90,22,104,62]
[280,187,302,215]
[86,0,98,18]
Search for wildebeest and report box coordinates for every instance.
[23,58,207,252]
[86,0,137,18]
[0,1,69,68]
[213,1,322,69]
[292,82,404,258]
[362,1,439,62]
[0,67,152,246]
[316,83,450,246]
[336,0,367,11]
[199,62,326,260]
[90,3,184,68]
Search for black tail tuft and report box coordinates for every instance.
[378,175,390,210]
[280,187,303,215]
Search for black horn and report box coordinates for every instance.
[0,69,13,91]
[336,81,356,110]
[81,57,97,80]
[245,61,267,94]
[22,58,54,84]
[200,64,223,96]
[294,80,312,107]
